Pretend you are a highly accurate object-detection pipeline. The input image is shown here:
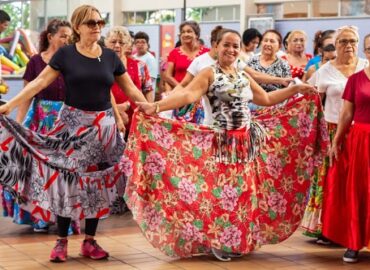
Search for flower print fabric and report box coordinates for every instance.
[124,92,329,257]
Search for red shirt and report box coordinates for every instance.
[281,53,312,79]
[342,70,370,124]
[167,46,209,83]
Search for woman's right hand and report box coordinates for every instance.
[136,102,156,115]
[295,84,317,95]
[329,141,341,166]
[0,103,11,115]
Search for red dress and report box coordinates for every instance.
[112,57,152,130]
[322,70,370,251]
[167,46,209,83]
[281,53,312,79]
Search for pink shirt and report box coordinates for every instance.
[342,70,370,124]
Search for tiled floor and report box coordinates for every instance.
[0,211,369,270]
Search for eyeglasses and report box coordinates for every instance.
[337,39,358,46]
[82,19,106,29]
[365,47,370,53]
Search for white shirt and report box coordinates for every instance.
[316,58,368,123]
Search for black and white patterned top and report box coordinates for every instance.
[206,63,253,130]
[247,55,291,92]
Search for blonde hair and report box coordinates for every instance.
[333,25,360,42]
[286,30,307,44]
[105,26,131,45]
[70,5,102,43]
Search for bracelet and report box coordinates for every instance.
[154,102,160,113]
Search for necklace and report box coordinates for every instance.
[77,43,102,62]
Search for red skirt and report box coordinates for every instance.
[322,123,370,251]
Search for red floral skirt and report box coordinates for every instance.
[124,94,329,257]
[322,123,370,251]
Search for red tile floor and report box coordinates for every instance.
[0,210,369,270]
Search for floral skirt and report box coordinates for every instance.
[0,104,130,221]
[124,94,329,257]
[322,123,370,251]
[301,122,337,237]
[1,99,63,224]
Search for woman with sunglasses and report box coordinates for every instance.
[0,19,81,235]
[0,5,146,263]
[304,26,367,247]
[323,34,370,263]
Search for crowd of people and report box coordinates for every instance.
[0,4,369,265]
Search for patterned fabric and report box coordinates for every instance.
[1,99,63,224]
[137,59,154,95]
[206,64,253,130]
[0,105,131,221]
[301,122,337,237]
[124,93,329,258]
[246,55,292,92]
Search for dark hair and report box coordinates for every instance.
[179,20,200,39]
[216,29,241,45]
[210,25,224,44]
[0,10,10,23]
[283,31,291,50]
[39,19,71,52]
[134,31,149,43]
[175,40,181,47]
[313,29,335,55]
[262,29,283,47]
[198,38,205,46]
[364,33,370,49]
[129,30,134,38]
[242,28,262,47]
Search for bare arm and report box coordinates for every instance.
[15,80,33,123]
[164,62,179,88]
[1,66,59,114]
[244,66,292,86]
[247,73,315,106]
[137,68,212,115]
[145,90,154,103]
[115,72,147,103]
[330,101,354,163]
[169,72,194,95]
[302,65,316,82]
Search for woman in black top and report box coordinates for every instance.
[0,5,147,263]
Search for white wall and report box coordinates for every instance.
[122,0,240,11]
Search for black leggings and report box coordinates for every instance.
[57,216,99,238]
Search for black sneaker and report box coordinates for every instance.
[342,249,359,263]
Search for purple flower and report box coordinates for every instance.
[221,185,238,211]
[266,154,283,179]
[143,152,166,176]
[178,178,197,204]
[298,113,312,138]
[220,225,242,248]
[191,132,213,150]
[152,123,174,149]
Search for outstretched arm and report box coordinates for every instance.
[137,68,212,115]
[247,73,316,106]
[245,66,293,86]
[0,66,59,114]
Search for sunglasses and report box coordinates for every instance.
[83,19,106,29]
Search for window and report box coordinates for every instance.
[311,0,339,17]
[341,0,370,16]
[123,10,175,25]
[283,1,309,18]
[187,5,240,22]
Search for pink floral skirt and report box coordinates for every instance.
[124,94,329,257]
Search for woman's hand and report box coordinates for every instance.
[136,102,156,115]
[329,141,341,166]
[0,103,11,115]
[116,117,126,134]
[278,77,294,87]
[294,84,317,95]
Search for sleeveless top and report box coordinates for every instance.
[206,63,253,130]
